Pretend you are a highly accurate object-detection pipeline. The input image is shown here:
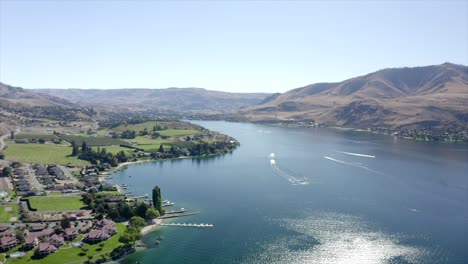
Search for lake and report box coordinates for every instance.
[109,121,468,264]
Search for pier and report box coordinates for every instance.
[159,212,200,219]
[160,223,213,228]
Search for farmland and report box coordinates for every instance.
[58,134,129,146]
[3,143,90,166]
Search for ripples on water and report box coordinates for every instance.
[242,212,430,264]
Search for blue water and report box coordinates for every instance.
[110,121,468,264]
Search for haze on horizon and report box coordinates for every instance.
[0,0,467,93]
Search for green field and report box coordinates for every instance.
[7,223,126,264]
[59,134,129,146]
[27,196,87,211]
[0,203,18,222]
[4,143,90,166]
[158,129,199,137]
[15,133,59,141]
[91,145,133,155]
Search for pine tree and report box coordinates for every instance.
[152,186,162,213]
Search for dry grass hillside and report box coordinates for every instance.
[240,63,468,128]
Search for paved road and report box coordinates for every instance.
[25,163,44,191]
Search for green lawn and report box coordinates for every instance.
[158,129,199,137]
[0,203,18,222]
[4,143,90,166]
[27,196,87,211]
[91,145,133,155]
[7,223,126,264]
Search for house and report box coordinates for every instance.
[64,227,78,240]
[96,219,117,236]
[84,230,109,243]
[0,236,18,251]
[0,231,14,238]
[37,229,55,238]
[49,234,64,247]
[36,243,57,255]
[80,222,92,233]
[0,227,9,233]
[30,225,46,232]
[24,235,38,250]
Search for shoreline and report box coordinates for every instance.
[141,218,162,235]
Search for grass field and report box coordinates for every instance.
[27,196,87,211]
[158,129,199,137]
[4,143,90,166]
[91,145,133,155]
[0,203,18,222]
[7,223,126,264]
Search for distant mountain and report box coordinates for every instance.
[0,83,72,107]
[31,88,271,112]
[240,63,468,128]
[0,83,95,122]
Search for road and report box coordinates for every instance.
[0,127,19,151]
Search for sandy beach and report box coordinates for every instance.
[141,218,162,235]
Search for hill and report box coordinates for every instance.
[240,63,468,129]
[31,88,271,112]
[0,82,95,125]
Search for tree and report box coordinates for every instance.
[81,141,88,152]
[15,229,25,243]
[10,131,15,140]
[2,167,12,177]
[0,152,4,160]
[38,138,46,144]
[152,186,162,213]
[158,144,164,153]
[60,216,71,229]
[145,207,160,220]
[129,216,146,228]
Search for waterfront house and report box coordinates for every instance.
[96,219,117,236]
[84,229,109,243]
[36,243,57,256]
[49,234,64,247]
[24,235,38,250]
[0,236,18,251]
[80,222,92,233]
[64,227,78,240]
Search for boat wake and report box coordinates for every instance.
[269,153,309,185]
[323,156,383,175]
[334,150,376,158]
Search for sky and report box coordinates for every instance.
[0,1,467,93]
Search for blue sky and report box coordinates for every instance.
[0,1,467,93]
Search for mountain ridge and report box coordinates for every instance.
[30,87,271,112]
[240,62,468,129]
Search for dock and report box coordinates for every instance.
[159,212,200,219]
